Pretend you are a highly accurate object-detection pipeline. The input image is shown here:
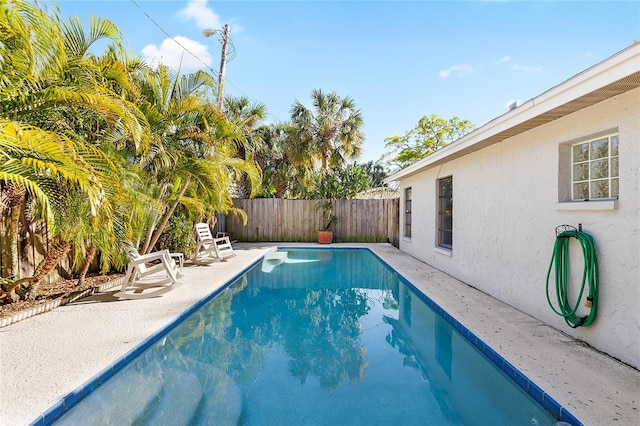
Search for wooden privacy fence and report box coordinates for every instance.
[227,198,399,245]
[0,217,69,284]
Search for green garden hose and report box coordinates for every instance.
[545,228,599,328]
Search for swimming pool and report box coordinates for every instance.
[42,248,579,425]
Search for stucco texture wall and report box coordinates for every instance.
[399,87,640,368]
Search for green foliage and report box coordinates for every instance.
[306,164,370,200]
[289,89,364,170]
[0,0,142,285]
[358,160,388,188]
[0,1,265,295]
[221,96,267,198]
[307,164,371,229]
[316,199,336,230]
[156,209,196,258]
[339,164,371,198]
[254,89,373,200]
[382,113,474,171]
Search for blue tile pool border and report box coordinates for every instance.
[33,246,582,425]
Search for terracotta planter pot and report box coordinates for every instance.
[317,230,333,244]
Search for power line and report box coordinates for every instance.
[128,0,217,77]
[127,0,285,124]
[128,1,248,97]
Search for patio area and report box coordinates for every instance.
[1,243,638,425]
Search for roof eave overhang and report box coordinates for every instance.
[386,43,640,183]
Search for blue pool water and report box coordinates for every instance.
[47,248,578,425]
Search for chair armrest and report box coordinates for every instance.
[214,236,231,245]
[130,249,171,265]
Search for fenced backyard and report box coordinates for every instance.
[226,198,400,245]
[0,198,399,284]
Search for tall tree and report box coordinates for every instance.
[132,66,260,254]
[382,114,474,171]
[0,0,146,301]
[253,122,311,199]
[223,96,266,198]
[290,89,364,170]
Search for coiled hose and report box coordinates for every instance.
[545,229,599,328]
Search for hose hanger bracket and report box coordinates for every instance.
[555,224,582,237]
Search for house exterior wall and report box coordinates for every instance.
[398,87,640,369]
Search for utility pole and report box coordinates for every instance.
[202,24,230,110]
[217,24,229,110]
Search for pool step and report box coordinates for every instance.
[55,371,163,425]
[189,361,243,425]
[56,362,242,424]
[261,251,288,273]
[142,367,204,425]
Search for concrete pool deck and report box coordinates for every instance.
[1,243,638,425]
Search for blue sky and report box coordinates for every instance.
[51,0,640,162]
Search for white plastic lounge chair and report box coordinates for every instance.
[114,247,182,299]
[192,223,235,264]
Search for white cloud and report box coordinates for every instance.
[497,55,511,64]
[584,51,593,58]
[512,64,543,72]
[179,0,222,30]
[142,36,213,72]
[439,64,473,79]
[179,0,243,37]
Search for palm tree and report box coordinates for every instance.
[132,65,215,253]
[289,89,364,170]
[0,1,147,301]
[224,96,267,134]
[132,66,260,254]
[0,121,125,300]
[248,121,322,199]
[0,181,26,278]
[223,96,267,198]
[0,1,261,303]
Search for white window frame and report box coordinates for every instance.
[571,134,619,201]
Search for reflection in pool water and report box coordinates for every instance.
[55,249,569,425]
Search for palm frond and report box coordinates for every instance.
[62,14,122,58]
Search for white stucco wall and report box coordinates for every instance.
[398,87,640,368]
